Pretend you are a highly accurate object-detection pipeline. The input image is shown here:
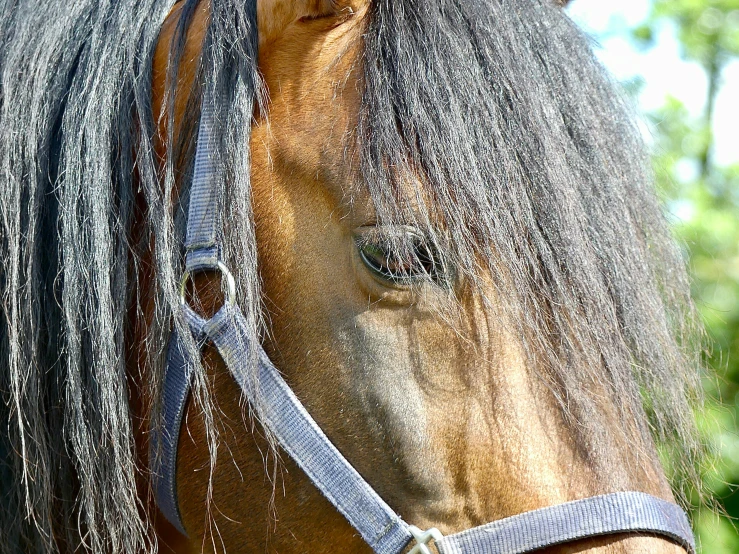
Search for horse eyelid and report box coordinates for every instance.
[354,228,448,286]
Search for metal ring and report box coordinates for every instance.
[179,261,237,309]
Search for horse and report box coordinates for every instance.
[0,0,704,552]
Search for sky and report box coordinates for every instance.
[567,0,739,166]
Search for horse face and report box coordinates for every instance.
[151,1,683,552]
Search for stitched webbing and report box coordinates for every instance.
[150,309,206,536]
[184,100,221,272]
[436,491,694,554]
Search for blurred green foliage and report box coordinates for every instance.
[634,0,739,64]
[629,0,739,551]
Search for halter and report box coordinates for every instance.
[151,71,696,554]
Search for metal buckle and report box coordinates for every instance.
[407,526,443,554]
[178,261,236,310]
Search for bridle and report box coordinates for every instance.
[150,21,697,554]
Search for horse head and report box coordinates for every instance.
[146,1,698,552]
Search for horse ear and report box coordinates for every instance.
[554,0,573,6]
[257,0,363,46]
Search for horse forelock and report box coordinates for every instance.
[357,0,703,485]
[0,0,704,552]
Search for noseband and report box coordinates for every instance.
[150,47,696,554]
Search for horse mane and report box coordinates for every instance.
[0,0,703,552]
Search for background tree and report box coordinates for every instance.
[630,1,739,551]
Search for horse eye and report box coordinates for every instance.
[356,229,446,285]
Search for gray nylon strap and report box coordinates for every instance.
[150,327,197,536]
[150,308,206,536]
[184,101,221,271]
[436,491,695,554]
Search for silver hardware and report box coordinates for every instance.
[179,261,236,309]
[407,525,444,554]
